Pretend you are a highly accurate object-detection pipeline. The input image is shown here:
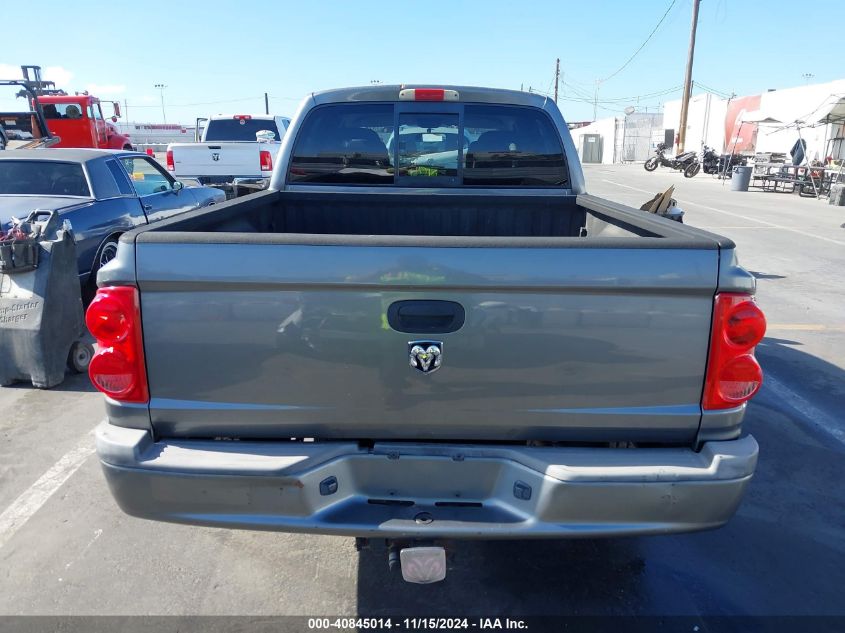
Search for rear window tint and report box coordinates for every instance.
[288,103,568,187]
[289,104,393,185]
[0,161,90,196]
[463,106,568,186]
[205,118,281,142]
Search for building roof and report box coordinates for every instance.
[0,148,139,162]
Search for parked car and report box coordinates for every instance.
[0,148,225,292]
[90,86,765,584]
[165,114,290,197]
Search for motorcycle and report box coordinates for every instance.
[699,145,746,177]
[700,145,720,175]
[644,142,698,177]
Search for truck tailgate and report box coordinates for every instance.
[171,143,262,176]
[136,241,717,443]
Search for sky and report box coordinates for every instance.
[2,0,844,124]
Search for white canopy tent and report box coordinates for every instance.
[726,96,845,196]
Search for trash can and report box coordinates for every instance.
[0,210,93,388]
[731,166,753,192]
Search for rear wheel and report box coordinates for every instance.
[67,342,94,374]
[644,157,658,172]
[84,237,120,305]
[684,163,700,178]
[97,239,119,269]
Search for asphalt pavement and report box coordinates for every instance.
[1,164,843,620]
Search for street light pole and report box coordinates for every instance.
[154,83,167,124]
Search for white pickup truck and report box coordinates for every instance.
[165,114,290,197]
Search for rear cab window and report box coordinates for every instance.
[205,117,281,142]
[288,104,393,185]
[0,160,90,197]
[41,103,87,120]
[288,103,568,187]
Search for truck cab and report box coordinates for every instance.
[37,94,133,150]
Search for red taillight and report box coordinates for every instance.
[86,287,149,403]
[259,149,273,172]
[702,293,766,410]
[165,149,174,171]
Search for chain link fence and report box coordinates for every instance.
[619,113,663,163]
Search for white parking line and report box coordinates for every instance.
[601,179,845,247]
[763,374,845,447]
[600,179,664,195]
[0,430,96,550]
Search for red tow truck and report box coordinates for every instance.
[38,92,133,150]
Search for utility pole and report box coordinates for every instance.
[593,80,601,121]
[124,99,129,124]
[264,92,269,115]
[676,0,700,153]
[554,58,560,104]
[154,83,167,124]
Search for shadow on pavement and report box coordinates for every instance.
[1,370,95,394]
[755,336,845,438]
[748,270,787,280]
[356,538,647,616]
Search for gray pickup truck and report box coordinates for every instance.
[90,86,766,582]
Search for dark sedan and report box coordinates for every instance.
[0,148,225,289]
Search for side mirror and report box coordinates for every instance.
[173,180,184,192]
[113,102,122,118]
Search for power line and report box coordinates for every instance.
[694,81,732,99]
[123,94,303,109]
[561,80,595,101]
[599,0,679,83]
[557,82,682,105]
[593,86,683,103]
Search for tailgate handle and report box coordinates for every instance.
[387,300,465,334]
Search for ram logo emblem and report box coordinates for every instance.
[211,152,220,161]
[409,341,443,374]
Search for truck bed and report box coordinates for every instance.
[134,189,722,242]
